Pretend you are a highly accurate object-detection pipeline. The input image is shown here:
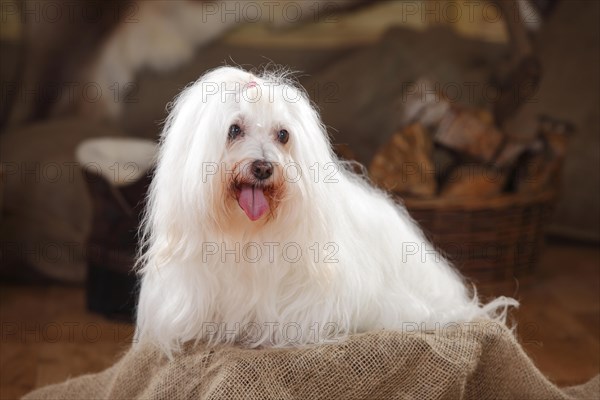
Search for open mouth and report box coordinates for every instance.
[234,184,270,221]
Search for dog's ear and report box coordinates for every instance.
[139,72,230,265]
[286,94,336,168]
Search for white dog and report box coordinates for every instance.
[135,66,517,356]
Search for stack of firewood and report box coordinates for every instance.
[368,95,572,200]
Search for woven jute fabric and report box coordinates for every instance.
[24,322,599,400]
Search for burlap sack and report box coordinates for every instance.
[24,322,598,399]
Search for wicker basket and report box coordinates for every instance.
[402,190,556,297]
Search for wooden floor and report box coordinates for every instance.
[0,240,598,399]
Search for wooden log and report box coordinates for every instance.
[515,116,572,194]
[369,123,436,197]
[494,139,529,168]
[434,107,505,163]
[441,164,507,199]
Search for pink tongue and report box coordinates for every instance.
[238,185,269,221]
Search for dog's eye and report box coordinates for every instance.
[277,129,289,144]
[228,124,242,140]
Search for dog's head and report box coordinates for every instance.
[146,66,337,246]
[218,76,294,224]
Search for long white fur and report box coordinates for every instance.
[135,66,518,356]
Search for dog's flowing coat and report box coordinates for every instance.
[136,66,517,356]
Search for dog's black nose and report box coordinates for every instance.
[251,160,273,180]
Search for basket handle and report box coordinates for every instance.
[492,0,542,126]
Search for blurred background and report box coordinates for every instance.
[0,0,598,398]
